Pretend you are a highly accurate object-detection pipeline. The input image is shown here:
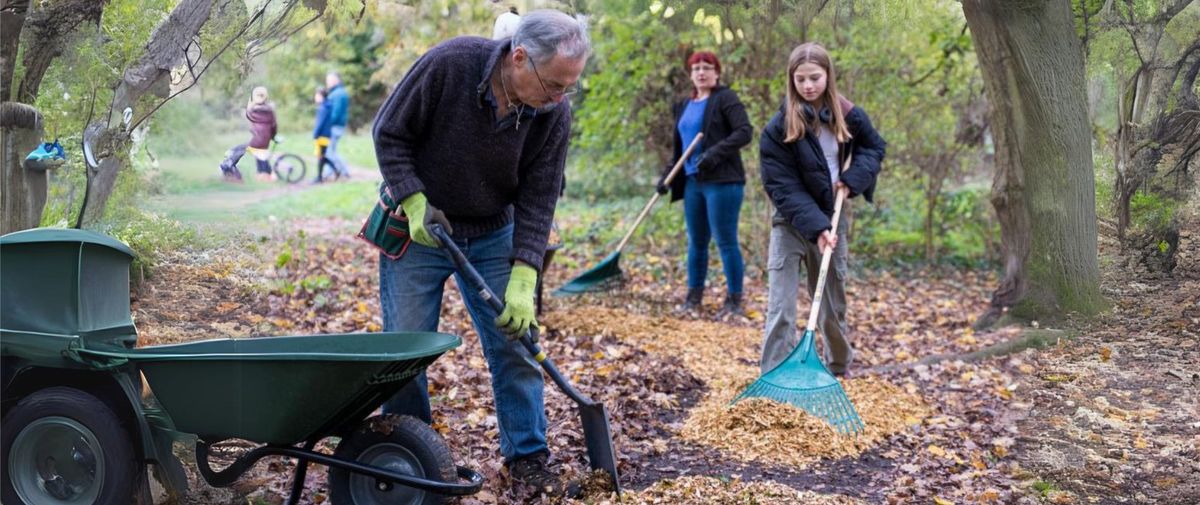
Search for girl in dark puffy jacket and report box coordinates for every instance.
[758,42,886,377]
[658,51,753,317]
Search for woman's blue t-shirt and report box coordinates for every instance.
[676,97,707,176]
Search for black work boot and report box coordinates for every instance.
[718,292,743,318]
[508,452,579,498]
[680,287,704,313]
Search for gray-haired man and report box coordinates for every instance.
[372,9,589,497]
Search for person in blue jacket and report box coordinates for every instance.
[758,42,886,378]
[324,71,351,178]
[312,86,333,182]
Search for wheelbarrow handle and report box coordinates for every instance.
[429,225,598,407]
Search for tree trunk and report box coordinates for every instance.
[1109,2,1198,244]
[925,184,939,262]
[962,0,1104,326]
[1,1,28,102]
[1,102,47,233]
[14,0,106,103]
[80,0,216,225]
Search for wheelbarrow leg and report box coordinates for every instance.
[286,440,317,505]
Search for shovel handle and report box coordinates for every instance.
[614,133,704,253]
[430,225,597,407]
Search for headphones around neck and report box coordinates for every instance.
[802,102,833,124]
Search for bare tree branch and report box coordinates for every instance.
[127,1,270,132]
[1153,0,1194,25]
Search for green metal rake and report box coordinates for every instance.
[734,157,865,435]
[554,134,704,296]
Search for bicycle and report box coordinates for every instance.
[268,137,307,184]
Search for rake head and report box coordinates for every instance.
[734,329,865,435]
[553,251,623,296]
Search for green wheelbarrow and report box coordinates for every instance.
[0,229,483,505]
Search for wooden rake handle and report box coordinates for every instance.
[805,153,852,332]
[614,133,704,253]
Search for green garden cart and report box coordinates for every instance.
[0,228,483,505]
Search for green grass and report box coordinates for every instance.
[145,128,379,226]
[245,180,379,220]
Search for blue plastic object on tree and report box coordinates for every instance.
[23,139,67,171]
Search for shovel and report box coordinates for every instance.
[430,225,621,494]
[553,133,704,296]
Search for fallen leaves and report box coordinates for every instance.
[130,222,1041,504]
[575,475,863,504]
[679,377,931,466]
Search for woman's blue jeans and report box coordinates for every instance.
[378,223,547,462]
[683,176,745,295]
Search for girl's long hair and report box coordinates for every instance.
[784,42,851,143]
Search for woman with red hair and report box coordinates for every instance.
[657,50,753,317]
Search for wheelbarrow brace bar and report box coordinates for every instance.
[195,440,484,497]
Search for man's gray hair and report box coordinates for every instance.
[512,9,590,65]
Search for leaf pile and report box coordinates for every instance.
[679,377,931,466]
[541,305,761,383]
[573,476,863,505]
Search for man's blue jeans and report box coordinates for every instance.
[327,125,349,176]
[379,223,547,462]
[683,176,745,295]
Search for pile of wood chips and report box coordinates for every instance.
[545,306,932,466]
[570,476,863,504]
[680,376,931,466]
[542,306,762,383]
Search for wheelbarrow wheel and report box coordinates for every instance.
[1,386,139,505]
[329,414,456,505]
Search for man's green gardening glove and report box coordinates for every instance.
[495,262,538,340]
[401,192,452,247]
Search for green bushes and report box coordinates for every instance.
[853,180,997,265]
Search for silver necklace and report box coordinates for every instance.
[499,65,525,131]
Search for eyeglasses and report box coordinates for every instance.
[528,58,581,100]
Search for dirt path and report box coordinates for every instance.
[1012,268,1199,504]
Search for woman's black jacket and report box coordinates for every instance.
[759,103,887,243]
[663,85,753,202]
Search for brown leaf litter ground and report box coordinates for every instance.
[129,218,1197,504]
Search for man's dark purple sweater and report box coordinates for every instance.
[373,36,569,271]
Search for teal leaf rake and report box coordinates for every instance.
[734,155,864,435]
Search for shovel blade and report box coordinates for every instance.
[578,401,621,494]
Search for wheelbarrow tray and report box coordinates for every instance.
[81,332,460,445]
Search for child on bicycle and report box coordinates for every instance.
[312,86,333,183]
[219,86,278,182]
[246,87,278,181]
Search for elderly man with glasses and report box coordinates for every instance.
[371,9,589,498]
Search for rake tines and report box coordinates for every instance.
[735,379,865,435]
